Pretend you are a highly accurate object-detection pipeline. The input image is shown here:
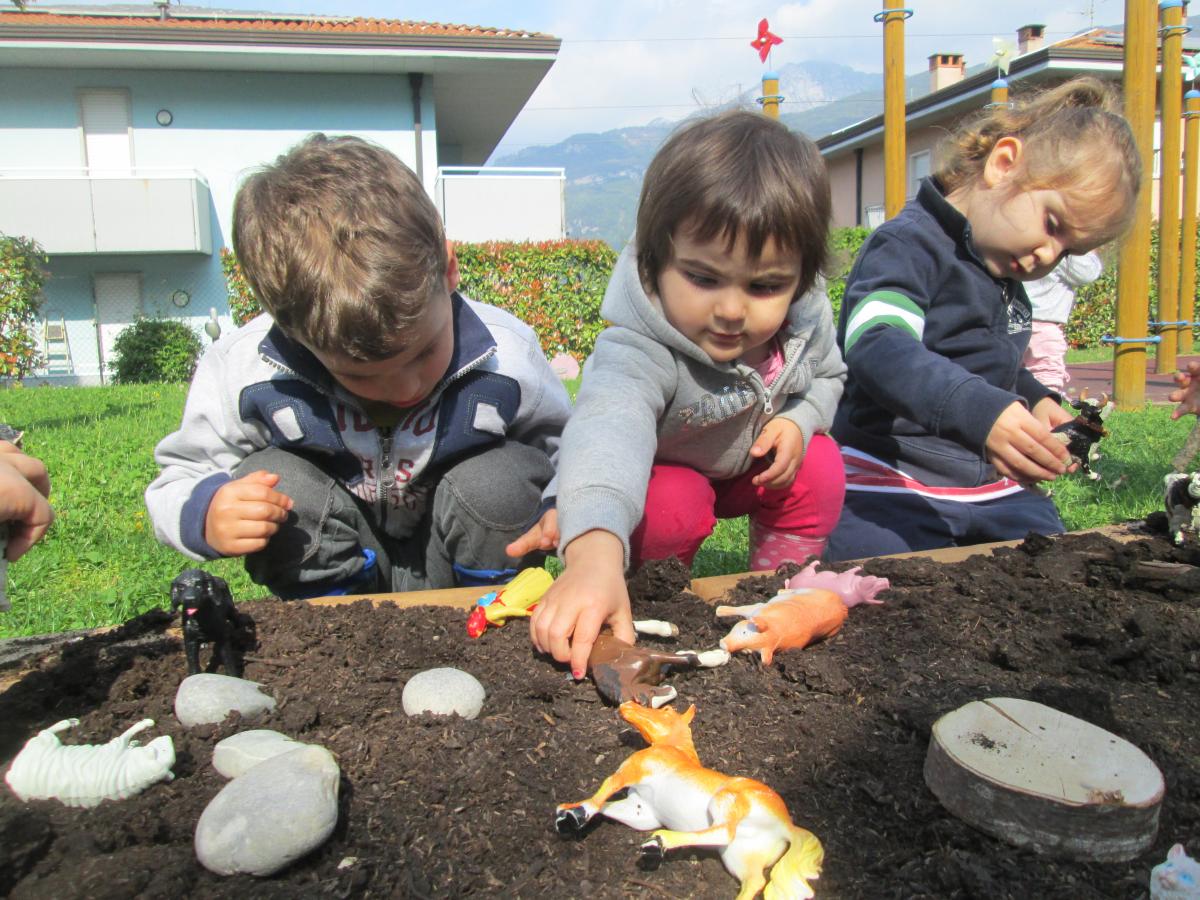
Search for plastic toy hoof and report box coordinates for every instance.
[556,806,589,834]
[639,835,665,862]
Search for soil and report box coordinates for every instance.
[1,525,1199,899]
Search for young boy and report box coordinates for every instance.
[146,134,570,598]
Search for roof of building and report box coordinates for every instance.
[815,27,1137,157]
[0,4,560,166]
[0,5,554,40]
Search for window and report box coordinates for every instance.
[908,150,931,199]
[79,89,133,171]
[864,205,886,230]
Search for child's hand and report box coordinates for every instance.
[505,509,559,558]
[1169,361,1200,420]
[0,441,53,561]
[750,418,806,489]
[1031,395,1075,431]
[985,401,1071,484]
[204,470,293,557]
[529,530,635,678]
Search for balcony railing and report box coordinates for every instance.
[0,168,213,255]
[434,166,565,243]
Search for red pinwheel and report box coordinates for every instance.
[750,18,782,63]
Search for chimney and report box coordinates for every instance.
[928,53,966,93]
[1018,24,1045,55]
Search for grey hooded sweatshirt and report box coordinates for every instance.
[555,245,847,565]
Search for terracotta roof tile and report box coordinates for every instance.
[0,10,553,40]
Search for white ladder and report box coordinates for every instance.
[43,314,73,374]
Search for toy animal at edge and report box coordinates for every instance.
[170,568,243,677]
[716,588,848,665]
[466,567,554,638]
[587,631,728,708]
[784,561,890,607]
[1150,843,1200,899]
[556,702,823,900]
[5,718,175,808]
[1165,472,1200,545]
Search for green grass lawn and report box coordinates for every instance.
[0,382,1196,639]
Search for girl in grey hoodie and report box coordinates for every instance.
[508,111,847,676]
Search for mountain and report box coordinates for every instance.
[494,60,880,248]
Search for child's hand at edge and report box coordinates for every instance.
[529,529,635,679]
[505,509,559,558]
[0,441,53,560]
[985,400,1071,484]
[1169,360,1200,420]
[750,418,805,489]
[204,470,293,557]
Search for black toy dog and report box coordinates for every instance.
[170,569,244,677]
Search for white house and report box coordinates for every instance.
[0,4,561,384]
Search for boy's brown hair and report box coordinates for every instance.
[935,76,1141,246]
[233,134,448,361]
[636,109,831,300]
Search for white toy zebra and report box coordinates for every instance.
[5,718,175,808]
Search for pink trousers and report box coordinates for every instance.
[629,434,845,569]
[1022,321,1070,395]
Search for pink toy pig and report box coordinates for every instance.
[785,561,889,608]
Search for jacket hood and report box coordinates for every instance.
[601,244,822,370]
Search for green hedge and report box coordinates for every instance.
[824,224,1200,351]
[221,240,617,361]
[220,224,1200,360]
[455,241,615,360]
[1067,225,1200,349]
[0,235,48,379]
[109,318,204,384]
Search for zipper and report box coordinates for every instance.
[378,426,394,528]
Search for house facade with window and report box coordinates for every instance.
[0,4,560,384]
[817,23,1192,230]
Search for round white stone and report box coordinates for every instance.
[174,673,277,728]
[195,744,340,877]
[212,730,305,779]
[401,667,485,719]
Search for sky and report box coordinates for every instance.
[39,0,1127,155]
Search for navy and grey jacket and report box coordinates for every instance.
[146,294,571,561]
[831,178,1055,487]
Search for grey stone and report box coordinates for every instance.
[174,673,276,728]
[212,730,305,779]
[401,667,486,719]
[195,745,340,876]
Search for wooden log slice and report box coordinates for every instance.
[924,697,1164,862]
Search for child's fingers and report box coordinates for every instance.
[0,449,50,498]
[568,606,610,680]
[233,480,293,511]
[236,501,291,525]
[504,532,535,557]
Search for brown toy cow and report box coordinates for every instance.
[587,632,728,708]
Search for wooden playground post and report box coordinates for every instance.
[1157,0,1186,373]
[1182,89,1200,355]
[1114,0,1160,408]
[879,1,911,220]
[991,77,1009,106]
[760,71,782,119]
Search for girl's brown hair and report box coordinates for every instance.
[935,76,1141,244]
[635,109,831,299]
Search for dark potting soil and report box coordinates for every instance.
[1,527,1199,899]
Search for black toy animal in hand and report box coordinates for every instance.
[170,569,244,677]
[1051,390,1113,480]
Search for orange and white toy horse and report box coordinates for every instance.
[556,702,823,900]
[716,588,847,665]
